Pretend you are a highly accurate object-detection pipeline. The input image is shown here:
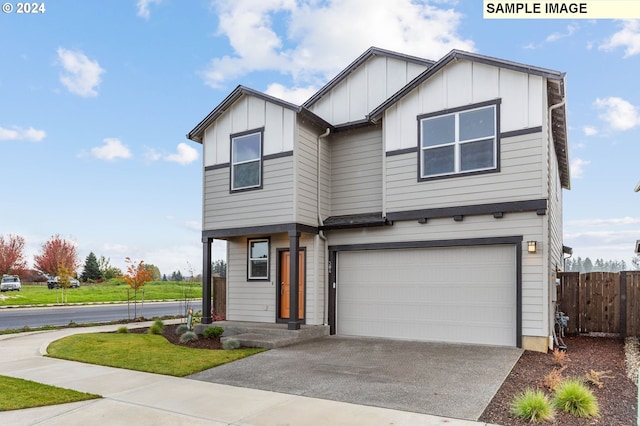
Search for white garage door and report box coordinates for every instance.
[336,245,516,346]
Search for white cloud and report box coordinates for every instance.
[57,48,105,97]
[567,217,640,227]
[582,126,598,136]
[202,0,474,89]
[144,147,162,162]
[0,125,46,142]
[570,158,590,179]
[265,83,318,105]
[546,23,578,43]
[184,220,201,231]
[594,96,640,131]
[164,143,199,165]
[600,20,640,57]
[136,0,162,19]
[91,138,132,161]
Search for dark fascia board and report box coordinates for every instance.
[302,46,435,109]
[187,85,332,143]
[320,212,386,230]
[368,49,565,122]
[386,199,548,222]
[548,79,571,189]
[202,223,318,240]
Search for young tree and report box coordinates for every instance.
[33,235,79,277]
[81,252,102,282]
[0,234,27,277]
[56,264,74,303]
[121,257,153,319]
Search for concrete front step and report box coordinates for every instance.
[195,321,330,349]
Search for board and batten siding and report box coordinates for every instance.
[226,234,324,324]
[202,94,295,167]
[327,214,547,337]
[386,131,545,213]
[309,55,428,125]
[330,126,383,217]
[383,60,544,153]
[203,156,294,231]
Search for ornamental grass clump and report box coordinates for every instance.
[116,326,129,334]
[553,378,600,418]
[222,337,240,350]
[148,319,165,335]
[510,388,555,423]
[179,331,198,343]
[175,324,189,335]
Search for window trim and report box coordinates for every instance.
[417,99,501,182]
[230,128,264,193]
[247,237,270,281]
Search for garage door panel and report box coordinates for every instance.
[336,245,516,346]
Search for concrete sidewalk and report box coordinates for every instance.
[0,322,500,425]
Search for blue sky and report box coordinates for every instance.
[1,0,639,275]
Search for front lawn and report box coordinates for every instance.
[46,333,265,377]
[0,375,100,411]
[0,281,202,306]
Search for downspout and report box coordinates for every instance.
[316,128,331,326]
[547,89,566,349]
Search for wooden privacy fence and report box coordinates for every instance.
[557,271,640,337]
[212,276,226,318]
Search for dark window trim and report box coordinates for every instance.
[230,127,264,193]
[417,99,501,182]
[276,247,307,324]
[327,235,522,348]
[247,237,270,281]
[205,150,293,172]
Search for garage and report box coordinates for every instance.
[336,245,517,346]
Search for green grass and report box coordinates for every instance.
[0,375,100,411]
[0,281,202,306]
[553,378,600,418]
[46,333,265,377]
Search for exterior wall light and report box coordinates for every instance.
[527,241,537,253]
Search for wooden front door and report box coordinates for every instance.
[279,250,305,320]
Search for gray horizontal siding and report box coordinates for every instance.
[296,124,320,227]
[203,156,294,231]
[386,132,544,213]
[331,127,383,216]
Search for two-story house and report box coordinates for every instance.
[187,47,570,352]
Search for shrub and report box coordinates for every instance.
[148,319,165,335]
[175,324,189,335]
[179,331,198,343]
[116,326,129,334]
[222,337,240,350]
[510,388,554,422]
[203,326,224,339]
[552,348,567,366]
[553,378,600,418]
[584,369,612,389]
[541,366,565,392]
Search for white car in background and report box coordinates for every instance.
[0,275,22,291]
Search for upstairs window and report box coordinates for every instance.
[248,238,269,280]
[419,101,498,180]
[231,129,263,192]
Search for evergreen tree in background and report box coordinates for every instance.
[81,252,102,282]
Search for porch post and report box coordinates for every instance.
[201,237,213,324]
[288,230,301,330]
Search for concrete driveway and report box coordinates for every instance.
[189,335,522,421]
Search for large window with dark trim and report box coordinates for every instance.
[231,129,262,191]
[419,102,498,179]
[248,238,269,280]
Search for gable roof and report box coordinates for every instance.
[187,85,332,143]
[302,46,435,109]
[366,49,570,189]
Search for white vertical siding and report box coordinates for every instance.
[330,126,383,216]
[308,56,428,125]
[202,94,295,168]
[387,60,546,152]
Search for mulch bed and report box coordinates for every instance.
[479,335,637,425]
[129,323,223,350]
